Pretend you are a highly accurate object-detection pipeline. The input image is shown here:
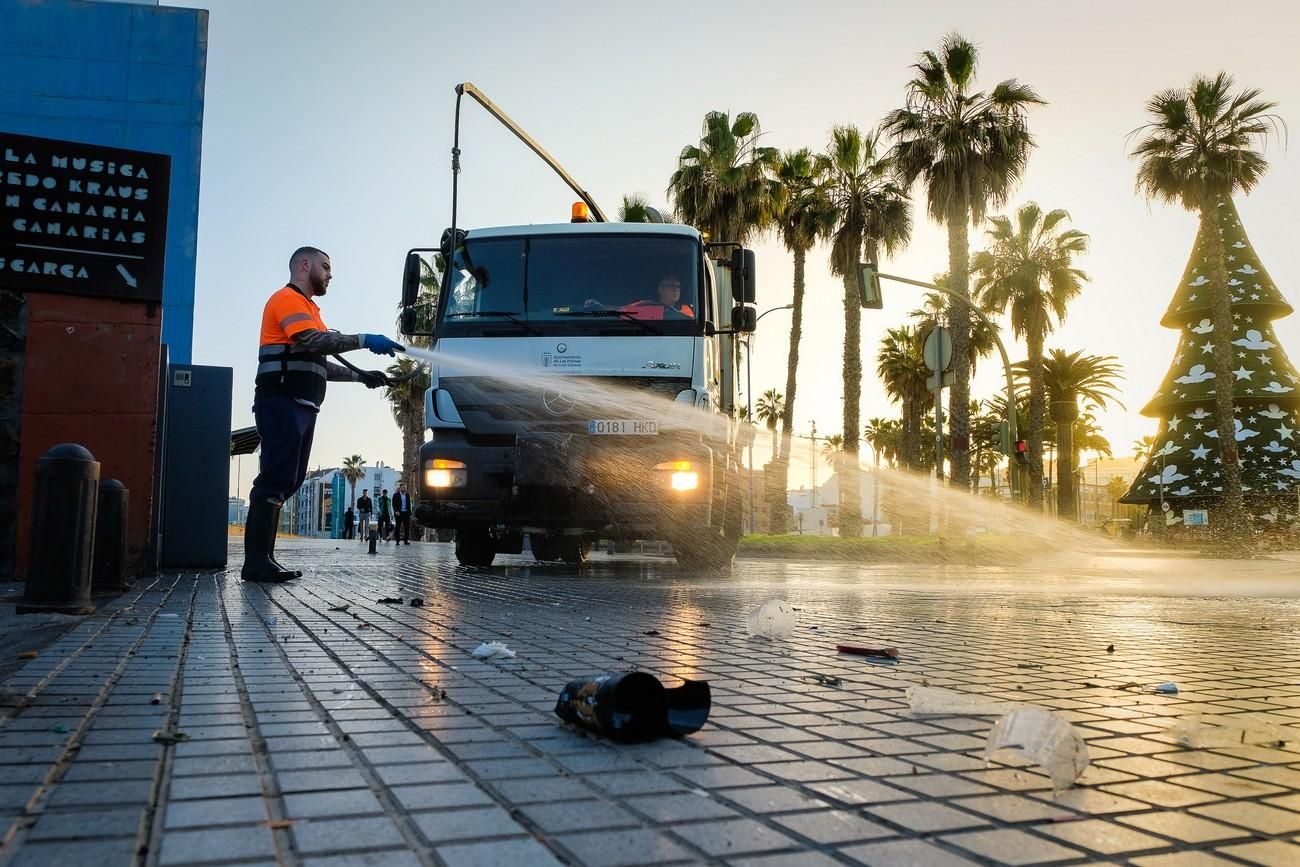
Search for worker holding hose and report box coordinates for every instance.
[242,246,404,583]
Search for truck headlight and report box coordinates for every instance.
[424,459,467,488]
[655,460,699,492]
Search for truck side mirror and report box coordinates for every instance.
[401,252,422,308]
[400,307,419,336]
[731,305,756,333]
[730,248,756,304]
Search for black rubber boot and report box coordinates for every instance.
[241,500,294,583]
[267,504,302,578]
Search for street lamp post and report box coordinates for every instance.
[744,304,794,534]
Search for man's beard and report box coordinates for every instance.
[309,270,329,295]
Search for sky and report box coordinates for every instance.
[183,0,1300,497]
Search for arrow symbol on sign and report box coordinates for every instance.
[116,264,137,288]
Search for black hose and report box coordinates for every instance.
[331,353,423,386]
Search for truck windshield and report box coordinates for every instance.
[440,234,701,335]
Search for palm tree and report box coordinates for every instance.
[885,33,1044,490]
[971,203,1089,509]
[1130,72,1284,533]
[388,256,440,495]
[667,111,781,246]
[863,417,899,535]
[821,433,845,468]
[876,325,930,472]
[618,194,672,223]
[820,125,912,536]
[754,389,785,464]
[341,455,365,508]
[1132,435,1157,462]
[771,148,835,531]
[1026,350,1124,520]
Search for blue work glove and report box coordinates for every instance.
[360,334,405,356]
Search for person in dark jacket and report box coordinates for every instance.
[393,483,413,544]
[342,506,355,539]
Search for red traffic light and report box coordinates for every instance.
[1014,439,1028,465]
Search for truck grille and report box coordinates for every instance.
[440,376,690,438]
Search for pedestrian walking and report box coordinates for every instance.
[343,506,355,539]
[356,490,373,542]
[378,489,392,542]
[241,246,403,582]
[393,482,413,544]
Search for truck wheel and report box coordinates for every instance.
[530,533,559,562]
[672,480,742,572]
[455,528,496,568]
[435,528,455,543]
[559,538,590,565]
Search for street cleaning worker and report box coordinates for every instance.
[242,246,404,582]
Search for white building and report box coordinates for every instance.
[787,468,887,535]
[292,469,339,538]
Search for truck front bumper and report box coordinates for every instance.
[414,430,717,535]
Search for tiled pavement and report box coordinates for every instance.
[2,539,1300,866]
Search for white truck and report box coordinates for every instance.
[399,85,757,570]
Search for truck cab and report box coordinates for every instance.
[401,218,756,569]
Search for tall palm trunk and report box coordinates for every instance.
[946,200,972,488]
[839,267,864,537]
[770,247,806,535]
[1026,328,1046,510]
[1201,204,1245,539]
[1054,402,1078,520]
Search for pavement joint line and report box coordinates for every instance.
[137,574,202,867]
[237,580,447,867]
[265,577,920,866]
[207,577,303,867]
[0,576,168,722]
[254,578,740,866]
[0,574,193,865]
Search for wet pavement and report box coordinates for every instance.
[1,538,1299,866]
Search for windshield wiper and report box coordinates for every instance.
[554,309,661,335]
[445,311,540,335]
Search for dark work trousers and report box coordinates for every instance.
[249,395,318,506]
[395,513,411,542]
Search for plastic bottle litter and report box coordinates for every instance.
[983,708,1090,793]
[554,671,711,742]
[471,641,516,661]
[747,600,796,639]
[1154,681,1179,694]
[907,686,1022,716]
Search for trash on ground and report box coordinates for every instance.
[1168,714,1299,749]
[152,730,191,745]
[265,617,277,627]
[1154,681,1180,694]
[409,598,424,607]
[158,613,179,618]
[471,641,516,661]
[150,693,162,705]
[837,645,899,660]
[15,651,38,660]
[327,604,349,612]
[1016,663,1043,670]
[377,597,402,604]
[1106,644,1115,653]
[808,673,843,687]
[555,671,710,742]
[747,600,796,639]
[50,724,68,733]
[643,630,661,636]
[907,685,1022,717]
[984,708,1089,793]
[264,819,297,829]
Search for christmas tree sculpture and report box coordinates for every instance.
[1122,196,1300,525]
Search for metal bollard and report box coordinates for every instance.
[368,535,377,554]
[92,479,129,594]
[19,443,99,615]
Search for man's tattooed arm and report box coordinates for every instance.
[291,328,361,355]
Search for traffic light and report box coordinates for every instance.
[997,420,1011,457]
[858,262,882,309]
[1014,439,1028,465]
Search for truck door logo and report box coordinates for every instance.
[542,389,576,415]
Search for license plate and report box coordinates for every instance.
[588,419,659,435]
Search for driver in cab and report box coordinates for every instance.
[620,275,694,320]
